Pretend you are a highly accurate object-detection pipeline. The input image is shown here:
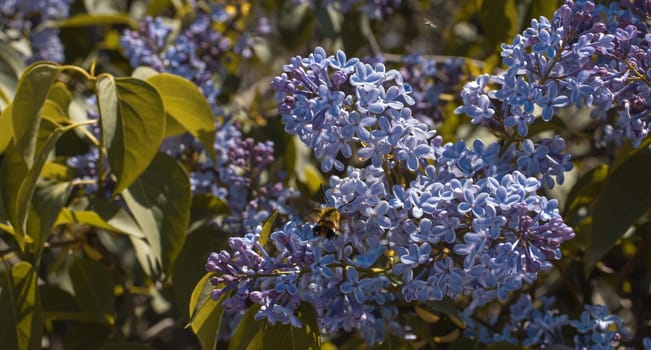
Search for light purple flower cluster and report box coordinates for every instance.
[177,122,298,234]
[455,0,651,148]
[465,294,632,349]
[207,47,576,345]
[271,47,429,173]
[0,0,73,63]
[120,3,270,109]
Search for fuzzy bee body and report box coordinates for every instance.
[312,207,342,239]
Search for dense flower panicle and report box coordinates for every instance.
[0,0,73,62]
[120,3,270,111]
[207,46,581,345]
[455,0,651,148]
[119,5,293,236]
[465,294,631,349]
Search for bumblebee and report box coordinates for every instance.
[312,207,343,239]
[312,191,355,239]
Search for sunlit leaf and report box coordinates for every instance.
[188,275,228,350]
[46,13,137,29]
[122,153,191,277]
[0,261,41,350]
[0,103,13,154]
[69,257,116,325]
[96,75,166,195]
[258,211,278,248]
[12,62,61,168]
[147,73,216,161]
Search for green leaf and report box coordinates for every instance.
[424,298,465,328]
[229,304,263,350]
[262,312,320,350]
[56,204,144,239]
[588,149,651,269]
[0,261,42,350]
[147,73,217,162]
[258,211,278,248]
[96,341,157,350]
[479,0,518,48]
[0,43,24,110]
[190,194,230,226]
[372,335,411,350]
[10,119,66,245]
[0,141,27,249]
[11,62,61,168]
[122,153,191,277]
[29,181,73,256]
[69,258,116,325]
[173,225,229,317]
[0,103,13,154]
[188,274,228,350]
[563,164,608,220]
[96,75,166,196]
[529,0,561,21]
[146,0,173,16]
[46,13,137,29]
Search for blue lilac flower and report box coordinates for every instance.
[205,47,581,345]
[0,0,73,63]
[455,0,651,149]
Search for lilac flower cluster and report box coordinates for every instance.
[118,4,294,234]
[120,3,270,109]
[207,47,577,345]
[465,294,632,348]
[0,0,73,63]
[293,0,401,20]
[174,122,298,234]
[455,0,651,148]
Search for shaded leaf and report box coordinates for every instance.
[29,181,73,255]
[0,141,27,249]
[563,164,608,220]
[190,194,230,226]
[479,0,518,48]
[122,153,191,277]
[97,341,157,350]
[173,224,229,317]
[69,258,116,325]
[229,304,263,350]
[588,149,651,270]
[147,73,216,161]
[11,62,61,168]
[425,298,465,328]
[96,76,166,196]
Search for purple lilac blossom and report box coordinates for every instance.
[206,47,577,345]
[455,0,651,149]
[0,0,73,63]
